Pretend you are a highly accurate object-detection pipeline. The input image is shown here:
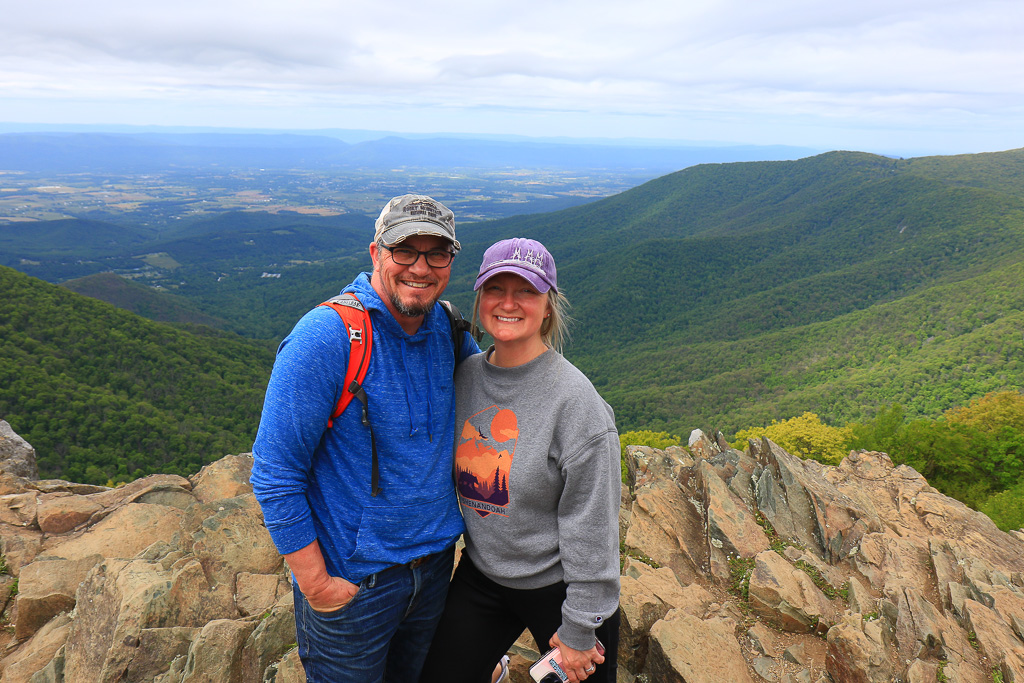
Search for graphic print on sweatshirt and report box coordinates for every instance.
[455,405,517,517]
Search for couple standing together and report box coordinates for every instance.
[252,194,621,683]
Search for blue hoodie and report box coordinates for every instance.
[251,272,476,583]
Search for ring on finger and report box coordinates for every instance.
[585,664,596,672]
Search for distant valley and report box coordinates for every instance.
[0,131,817,226]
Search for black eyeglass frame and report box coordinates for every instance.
[381,244,455,268]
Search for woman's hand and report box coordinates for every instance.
[549,632,605,682]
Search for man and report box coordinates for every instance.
[251,194,479,682]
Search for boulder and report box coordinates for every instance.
[752,439,874,563]
[746,622,781,658]
[617,559,712,673]
[646,612,754,683]
[267,648,306,683]
[0,524,43,576]
[0,492,37,528]
[963,599,1024,680]
[177,619,257,683]
[0,420,38,480]
[0,612,71,683]
[180,494,282,589]
[42,503,186,562]
[60,550,239,682]
[35,495,103,534]
[623,480,706,586]
[13,555,102,641]
[189,454,254,504]
[826,614,894,683]
[123,627,198,682]
[892,586,949,661]
[8,426,1024,683]
[747,550,837,634]
[698,459,770,581]
[235,572,288,618]
[238,604,299,682]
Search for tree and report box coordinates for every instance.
[980,480,1024,533]
[732,412,853,465]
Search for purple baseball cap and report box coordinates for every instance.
[474,237,557,293]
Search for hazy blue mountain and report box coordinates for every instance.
[0,131,817,173]
[0,132,350,172]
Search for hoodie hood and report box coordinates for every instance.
[345,272,441,440]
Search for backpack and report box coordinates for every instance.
[317,292,481,496]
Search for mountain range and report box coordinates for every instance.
[2,146,1023,481]
[449,149,1024,433]
[0,131,816,173]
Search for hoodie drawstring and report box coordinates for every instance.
[399,335,436,442]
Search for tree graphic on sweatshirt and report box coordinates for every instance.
[455,405,516,516]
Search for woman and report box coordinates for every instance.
[420,238,621,683]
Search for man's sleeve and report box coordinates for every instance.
[250,308,348,555]
[457,328,482,364]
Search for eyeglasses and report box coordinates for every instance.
[381,245,455,268]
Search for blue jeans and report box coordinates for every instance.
[293,545,455,683]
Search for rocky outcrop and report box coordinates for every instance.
[0,449,295,683]
[2,423,1023,683]
[613,430,1024,683]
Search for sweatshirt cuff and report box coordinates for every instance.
[557,622,597,652]
[266,518,318,556]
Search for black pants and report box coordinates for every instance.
[419,554,619,683]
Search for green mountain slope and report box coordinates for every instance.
[0,265,273,483]
[447,149,1024,433]
[0,218,157,259]
[593,259,1024,434]
[5,147,1023,476]
[61,272,229,328]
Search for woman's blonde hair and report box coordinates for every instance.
[472,287,572,353]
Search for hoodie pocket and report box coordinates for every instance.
[346,492,464,565]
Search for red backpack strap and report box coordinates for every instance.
[318,293,373,429]
[317,293,382,496]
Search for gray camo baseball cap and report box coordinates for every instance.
[374,194,461,252]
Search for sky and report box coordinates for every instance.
[2,0,1023,157]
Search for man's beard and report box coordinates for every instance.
[389,291,437,318]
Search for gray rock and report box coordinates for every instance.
[0,420,38,480]
[752,655,778,681]
[178,619,257,683]
[239,605,299,682]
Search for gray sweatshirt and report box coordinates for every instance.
[453,347,621,650]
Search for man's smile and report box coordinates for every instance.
[400,279,434,289]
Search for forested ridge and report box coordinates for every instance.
[0,265,273,483]
[447,148,1024,434]
[3,147,1024,492]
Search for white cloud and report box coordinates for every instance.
[2,0,1023,154]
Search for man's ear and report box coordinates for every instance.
[368,242,380,270]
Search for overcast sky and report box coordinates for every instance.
[2,0,1022,157]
